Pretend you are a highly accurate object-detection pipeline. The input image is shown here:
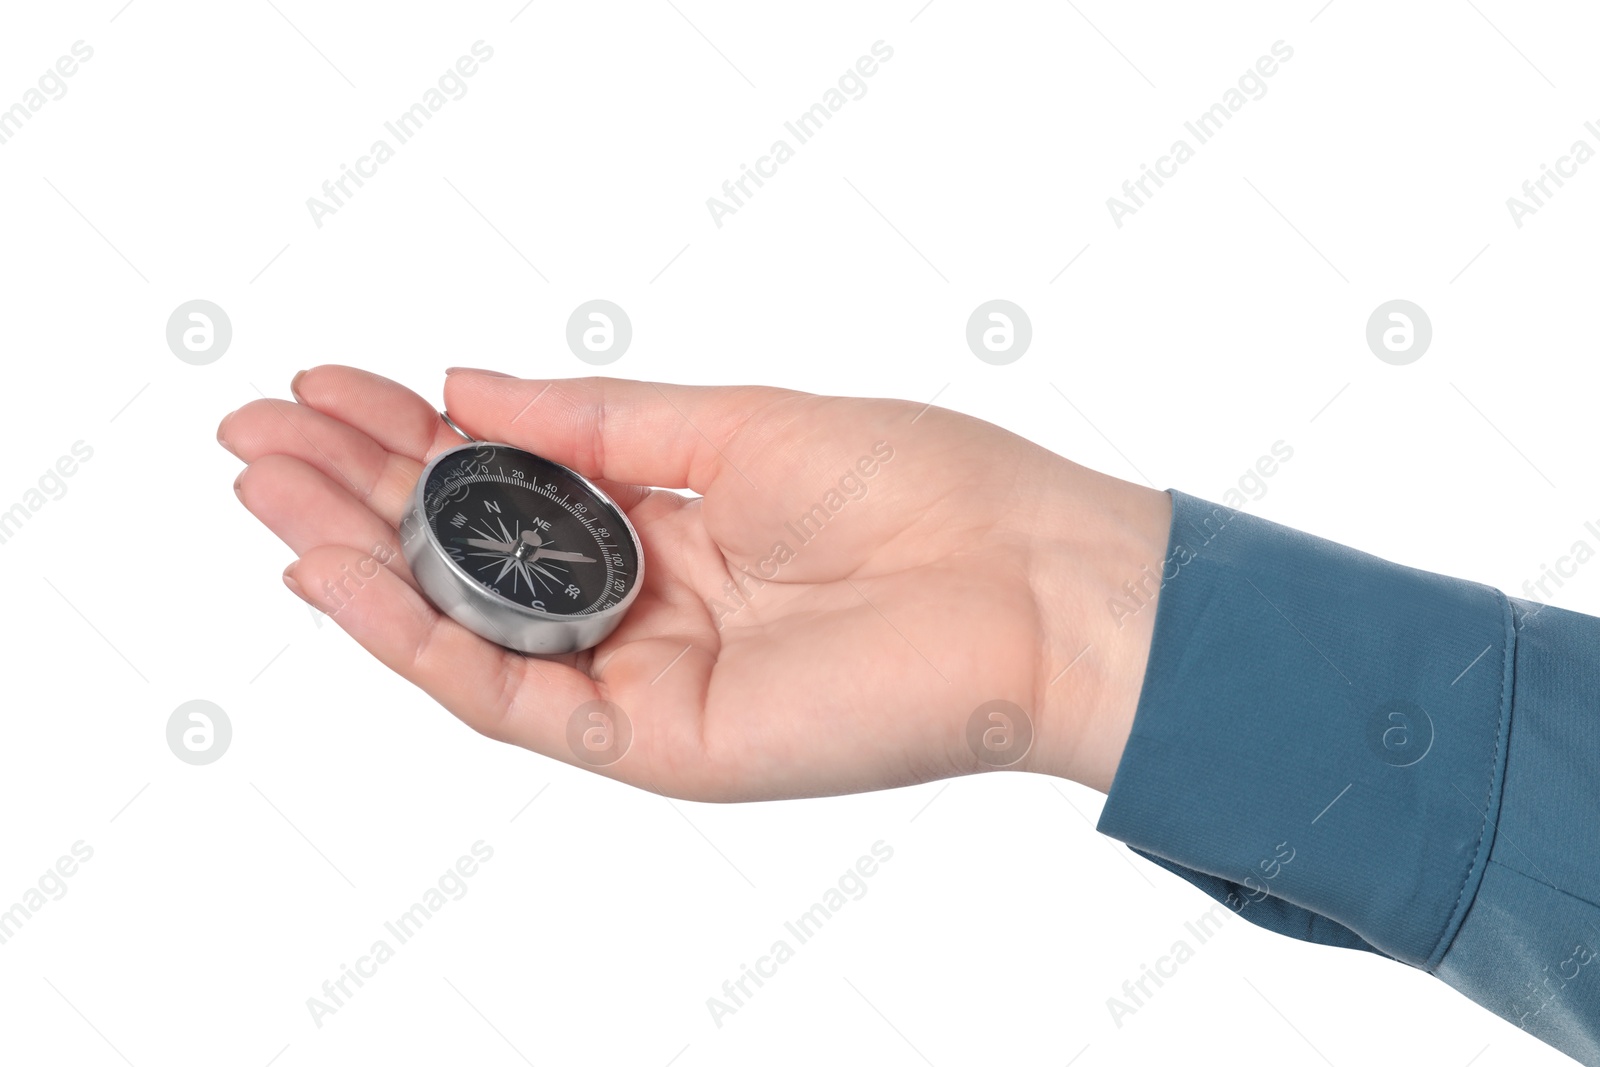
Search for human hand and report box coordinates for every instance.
[218,366,1171,800]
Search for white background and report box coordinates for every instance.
[1,1,1594,1064]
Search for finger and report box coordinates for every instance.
[290,364,464,462]
[219,397,420,526]
[443,371,801,493]
[284,544,601,757]
[221,393,659,526]
[236,454,416,587]
[586,479,655,513]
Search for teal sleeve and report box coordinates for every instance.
[1096,489,1600,1064]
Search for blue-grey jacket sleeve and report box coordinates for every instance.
[1096,489,1600,1064]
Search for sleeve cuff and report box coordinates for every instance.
[1095,489,1514,970]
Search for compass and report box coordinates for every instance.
[400,431,643,655]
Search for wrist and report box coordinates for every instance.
[1023,462,1172,792]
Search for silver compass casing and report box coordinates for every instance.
[399,442,644,655]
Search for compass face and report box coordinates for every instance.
[420,443,639,617]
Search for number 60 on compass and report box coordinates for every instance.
[400,440,644,655]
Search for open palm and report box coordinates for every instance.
[219,366,1169,800]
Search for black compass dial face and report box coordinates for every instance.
[422,444,638,616]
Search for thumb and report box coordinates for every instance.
[441,370,796,493]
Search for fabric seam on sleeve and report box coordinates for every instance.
[1482,855,1600,914]
[1427,587,1517,972]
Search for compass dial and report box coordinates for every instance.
[420,444,639,617]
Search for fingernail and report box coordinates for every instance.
[217,412,235,453]
[233,471,245,498]
[445,367,512,377]
[290,369,309,402]
[282,565,306,600]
